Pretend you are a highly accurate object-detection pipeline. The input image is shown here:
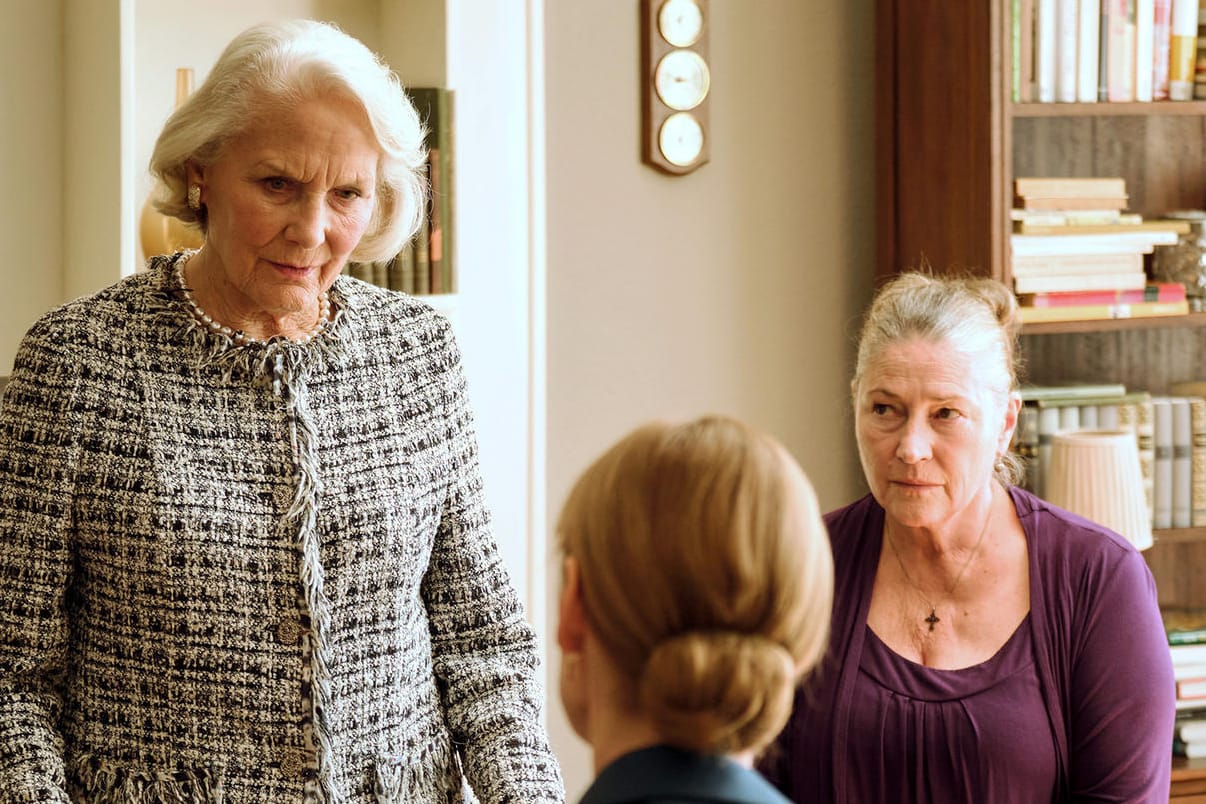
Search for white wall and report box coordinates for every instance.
[543,2,875,795]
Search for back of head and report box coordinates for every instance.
[556,415,833,756]
[148,19,427,262]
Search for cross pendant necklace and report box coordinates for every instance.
[884,508,992,633]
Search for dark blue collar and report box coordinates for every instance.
[579,745,790,804]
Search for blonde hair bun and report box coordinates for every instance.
[638,630,796,756]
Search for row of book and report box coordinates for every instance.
[1014,382,1206,529]
[1011,177,1190,323]
[346,87,454,297]
[1167,608,1206,758]
[1012,0,1204,103]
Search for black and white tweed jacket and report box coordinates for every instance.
[0,254,564,803]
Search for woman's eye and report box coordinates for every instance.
[936,407,960,420]
[263,177,291,192]
[871,403,892,415]
[334,188,362,201]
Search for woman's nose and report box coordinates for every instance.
[286,196,326,248]
[896,417,932,464]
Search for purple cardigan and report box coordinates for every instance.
[763,487,1175,803]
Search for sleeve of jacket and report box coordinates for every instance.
[0,318,82,802]
[420,318,565,803]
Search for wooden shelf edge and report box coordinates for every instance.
[1153,527,1206,545]
[1021,311,1206,335]
[1013,100,1206,117]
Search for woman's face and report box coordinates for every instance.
[854,337,1019,532]
[191,92,378,323]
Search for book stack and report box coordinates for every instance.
[1014,382,1206,530]
[344,87,455,297]
[1166,609,1206,759]
[1011,178,1187,323]
[1013,0,1201,103]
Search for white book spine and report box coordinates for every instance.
[1173,397,1193,527]
[1058,0,1082,101]
[1154,397,1174,529]
[1079,404,1099,429]
[1078,0,1103,100]
[1038,406,1063,499]
[1038,0,1060,101]
[1134,0,1156,100]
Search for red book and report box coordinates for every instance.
[1021,282,1187,307]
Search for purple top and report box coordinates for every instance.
[762,487,1175,803]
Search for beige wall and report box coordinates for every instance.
[0,0,65,367]
[543,1,875,795]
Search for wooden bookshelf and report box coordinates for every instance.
[1171,757,1206,801]
[1022,312,1206,336]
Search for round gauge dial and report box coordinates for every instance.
[654,49,711,111]
[658,112,705,167]
[657,0,704,47]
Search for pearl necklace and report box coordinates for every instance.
[175,260,331,346]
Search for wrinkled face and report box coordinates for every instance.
[854,338,1019,531]
[192,92,378,321]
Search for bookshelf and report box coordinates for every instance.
[876,1,1206,561]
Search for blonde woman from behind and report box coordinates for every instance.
[556,415,834,804]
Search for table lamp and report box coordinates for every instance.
[1045,430,1153,551]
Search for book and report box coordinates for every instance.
[1013,271,1147,294]
[1010,230,1178,256]
[406,87,455,297]
[1020,382,1129,401]
[1134,0,1155,101]
[1153,0,1173,100]
[1018,195,1130,211]
[1189,396,1206,526]
[1036,404,1062,498]
[1037,0,1059,101]
[1170,0,1198,99]
[1173,641,1206,664]
[1180,678,1206,699]
[1166,608,1206,645]
[1106,0,1137,101]
[1020,282,1186,306]
[1098,0,1112,100]
[1013,219,1191,235]
[1018,299,1189,323]
[1078,0,1103,101]
[1173,397,1193,527]
[1011,251,1143,276]
[1012,208,1135,224]
[1015,403,1042,493]
[1125,393,1156,521]
[1178,719,1206,743]
[1014,177,1128,198]
[1021,0,1037,101]
[1175,737,1206,758]
[1057,0,1081,102]
[1154,396,1174,529]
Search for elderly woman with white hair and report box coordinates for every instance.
[0,19,563,803]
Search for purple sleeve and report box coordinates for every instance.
[1066,546,1174,803]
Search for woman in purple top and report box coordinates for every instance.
[761,273,1175,803]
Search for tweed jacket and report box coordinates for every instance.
[0,254,564,803]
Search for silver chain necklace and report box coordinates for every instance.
[884,510,991,632]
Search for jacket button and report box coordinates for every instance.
[276,619,301,645]
[279,747,305,777]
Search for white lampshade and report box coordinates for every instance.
[1045,430,1153,551]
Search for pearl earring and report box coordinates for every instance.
[187,184,201,211]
